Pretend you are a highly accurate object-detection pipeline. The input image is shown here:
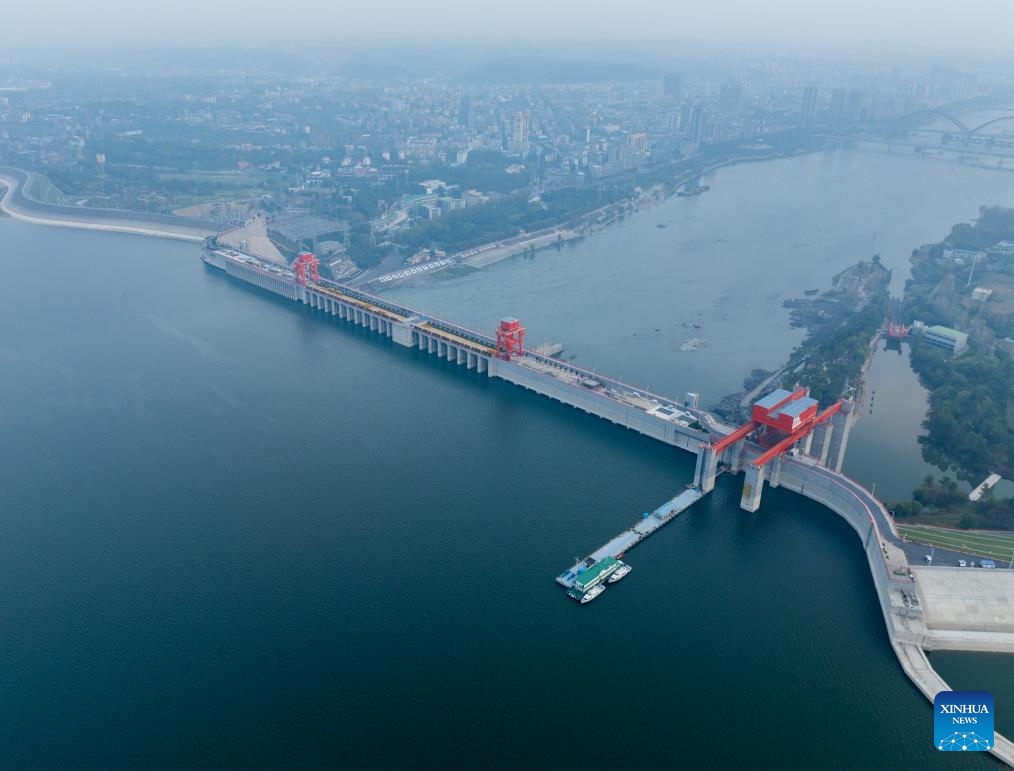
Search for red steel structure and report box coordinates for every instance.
[886,321,910,340]
[750,387,811,430]
[709,421,758,454]
[294,251,320,286]
[751,401,842,467]
[709,386,842,467]
[886,298,909,340]
[495,318,525,360]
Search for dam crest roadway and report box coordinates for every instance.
[203,243,1014,766]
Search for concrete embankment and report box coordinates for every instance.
[495,357,706,454]
[914,567,1014,654]
[0,167,219,242]
[897,641,1014,762]
[777,459,1014,766]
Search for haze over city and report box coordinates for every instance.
[2,0,1014,52]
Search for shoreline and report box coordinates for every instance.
[365,140,838,290]
[2,141,831,266]
[0,169,218,242]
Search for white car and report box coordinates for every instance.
[958,559,967,567]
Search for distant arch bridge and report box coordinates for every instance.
[884,109,1014,138]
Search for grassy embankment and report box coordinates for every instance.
[898,523,1014,562]
[24,173,69,204]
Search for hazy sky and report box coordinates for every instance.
[2,0,1011,53]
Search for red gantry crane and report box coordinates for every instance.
[294,251,320,286]
[495,317,525,361]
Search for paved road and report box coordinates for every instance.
[0,167,221,241]
[792,458,1013,569]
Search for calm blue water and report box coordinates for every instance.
[1,148,1012,768]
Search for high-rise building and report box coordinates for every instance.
[829,88,847,124]
[802,86,818,119]
[511,111,530,155]
[688,106,709,144]
[623,132,648,168]
[719,80,742,113]
[679,102,692,133]
[845,90,863,124]
[457,95,471,128]
[663,72,683,100]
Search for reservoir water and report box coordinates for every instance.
[2,148,1012,767]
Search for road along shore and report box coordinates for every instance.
[0,169,218,242]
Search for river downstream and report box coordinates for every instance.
[389,148,1014,403]
[2,147,1013,767]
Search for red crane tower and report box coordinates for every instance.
[495,317,525,360]
[294,251,320,286]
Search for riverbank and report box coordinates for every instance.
[888,207,1014,529]
[712,258,889,421]
[562,140,839,250]
[0,167,219,242]
[380,139,839,284]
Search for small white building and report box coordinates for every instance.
[923,325,969,355]
[971,287,992,302]
[942,248,985,265]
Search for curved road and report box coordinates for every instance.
[790,458,1011,569]
[0,167,221,242]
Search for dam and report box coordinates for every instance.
[202,243,1014,765]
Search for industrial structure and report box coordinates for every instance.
[694,387,846,512]
[203,242,862,582]
[495,318,525,361]
[886,297,910,340]
[200,241,1014,766]
[203,243,857,518]
[293,250,320,286]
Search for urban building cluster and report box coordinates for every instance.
[0,56,1008,273]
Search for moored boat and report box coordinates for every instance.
[607,563,632,583]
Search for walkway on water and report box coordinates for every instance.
[556,487,705,589]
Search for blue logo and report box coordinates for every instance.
[935,691,993,751]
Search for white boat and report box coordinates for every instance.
[580,584,606,603]
[607,564,632,583]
